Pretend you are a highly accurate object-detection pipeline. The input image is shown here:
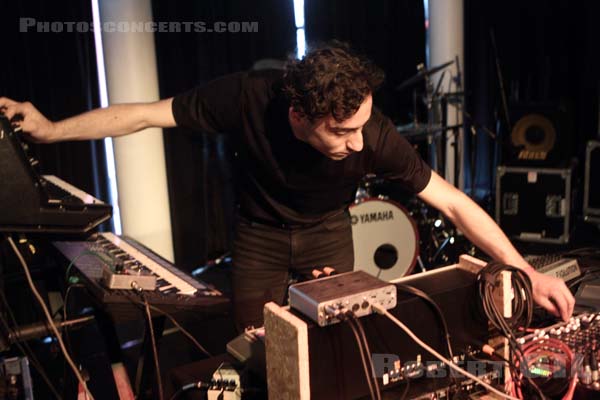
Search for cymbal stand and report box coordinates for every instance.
[422,64,447,175]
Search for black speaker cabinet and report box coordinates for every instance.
[584,140,600,223]
[495,166,573,244]
[504,103,573,167]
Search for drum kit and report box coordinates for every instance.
[350,177,477,281]
[351,60,477,281]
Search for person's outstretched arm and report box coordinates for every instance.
[418,171,575,321]
[0,97,176,143]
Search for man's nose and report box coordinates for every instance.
[346,130,363,152]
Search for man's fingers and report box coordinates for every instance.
[2,104,19,121]
[553,292,571,322]
[532,273,576,321]
[537,297,560,319]
[3,103,34,127]
[0,97,17,109]
[552,281,575,321]
[546,285,574,322]
[563,287,576,319]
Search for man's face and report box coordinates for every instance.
[290,95,373,160]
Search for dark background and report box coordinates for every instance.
[2,0,599,271]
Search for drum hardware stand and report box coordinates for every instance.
[354,173,378,203]
[461,110,501,199]
[423,62,447,174]
[397,60,459,178]
[415,255,427,273]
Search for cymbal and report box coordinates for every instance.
[396,123,463,140]
[441,91,466,103]
[395,60,454,91]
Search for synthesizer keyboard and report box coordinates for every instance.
[53,233,229,317]
[0,116,112,233]
[527,253,582,282]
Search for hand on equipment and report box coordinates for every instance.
[527,269,575,321]
[0,97,55,143]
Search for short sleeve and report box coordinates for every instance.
[372,112,432,193]
[171,72,245,135]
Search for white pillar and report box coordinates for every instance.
[428,0,464,189]
[99,0,174,261]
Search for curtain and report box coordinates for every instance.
[1,0,110,210]
[151,0,296,270]
[304,0,426,123]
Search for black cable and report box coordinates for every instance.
[214,362,226,400]
[479,262,533,332]
[477,261,547,399]
[3,235,94,399]
[142,294,164,400]
[61,283,88,386]
[0,310,63,400]
[567,270,600,290]
[399,374,410,400]
[0,272,64,400]
[470,345,518,371]
[468,346,524,393]
[395,283,455,360]
[392,283,461,391]
[350,315,382,400]
[168,381,210,400]
[124,293,212,357]
[562,247,600,258]
[345,318,377,400]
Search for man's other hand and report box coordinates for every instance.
[527,270,575,321]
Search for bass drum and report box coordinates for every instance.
[349,199,419,281]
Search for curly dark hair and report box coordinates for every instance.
[282,43,385,123]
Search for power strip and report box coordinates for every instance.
[207,364,242,400]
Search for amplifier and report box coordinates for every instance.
[584,140,600,223]
[496,166,573,244]
[0,357,34,400]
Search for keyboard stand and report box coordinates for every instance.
[67,284,171,399]
[135,315,166,399]
[63,286,122,400]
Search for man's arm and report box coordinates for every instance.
[417,171,575,321]
[0,97,176,143]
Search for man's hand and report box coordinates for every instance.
[417,173,576,321]
[0,97,56,143]
[527,270,575,321]
[2,97,175,142]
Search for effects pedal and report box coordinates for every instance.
[101,265,156,291]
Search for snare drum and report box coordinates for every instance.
[349,199,419,281]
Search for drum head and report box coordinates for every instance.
[350,199,419,281]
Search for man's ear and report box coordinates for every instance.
[289,107,304,125]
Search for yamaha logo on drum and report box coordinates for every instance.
[350,199,418,280]
[351,210,394,225]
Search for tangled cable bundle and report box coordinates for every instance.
[477,261,534,334]
[477,261,548,399]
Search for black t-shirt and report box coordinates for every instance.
[172,69,431,226]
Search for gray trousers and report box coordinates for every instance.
[232,211,354,331]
